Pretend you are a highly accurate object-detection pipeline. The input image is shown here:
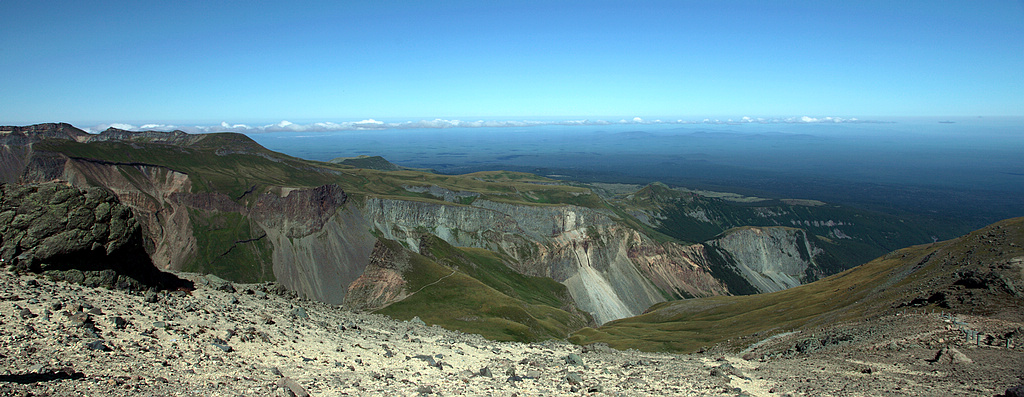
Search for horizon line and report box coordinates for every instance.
[73,115,886,134]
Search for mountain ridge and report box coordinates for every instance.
[0,123,956,337]
[570,216,1024,352]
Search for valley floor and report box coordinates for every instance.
[1,269,1021,396]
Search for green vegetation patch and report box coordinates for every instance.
[183,209,274,283]
[377,236,590,342]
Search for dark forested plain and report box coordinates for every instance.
[249,117,1024,238]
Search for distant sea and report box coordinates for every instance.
[246,117,1024,226]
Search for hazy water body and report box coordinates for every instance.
[246,117,1024,221]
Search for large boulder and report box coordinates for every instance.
[0,183,183,290]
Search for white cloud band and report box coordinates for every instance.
[84,116,868,134]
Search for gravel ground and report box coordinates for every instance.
[1,269,1022,396]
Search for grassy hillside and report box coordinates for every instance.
[374,237,592,342]
[34,135,341,199]
[570,217,1024,353]
[185,209,275,283]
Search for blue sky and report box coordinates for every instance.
[2,1,1023,127]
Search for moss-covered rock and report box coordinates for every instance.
[0,182,184,290]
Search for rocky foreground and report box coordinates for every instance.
[1,269,1022,396]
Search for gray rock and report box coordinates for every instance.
[207,275,236,293]
[212,343,233,352]
[276,377,310,397]
[417,385,434,394]
[412,354,437,367]
[565,353,584,366]
[565,372,583,385]
[109,316,127,329]
[83,327,101,339]
[479,366,493,377]
[144,290,159,303]
[1,183,182,291]
[290,307,308,319]
[795,337,822,353]
[85,340,109,351]
[409,316,426,326]
[69,312,91,327]
[1003,384,1024,397]
[711,363,747,379]
[19,308,35,319]
[931,347,973,364]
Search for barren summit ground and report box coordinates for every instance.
[2,269,1022,396]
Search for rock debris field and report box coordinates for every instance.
[1,269,1022,396]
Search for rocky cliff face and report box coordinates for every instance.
[360,193,837,323]
[630,241,732,299]
[251,187,376,305]
[0,123,843,332]
[342,240,411,311]
[707,227,826,293]
[65,159,198,272]
[360,197,728,324]
[2,125,380,305]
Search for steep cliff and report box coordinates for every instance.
[360,197,720,324]
[0,123,875,338]
[706,226,828,293]
[2,125,375,305]
[251,186,376,305]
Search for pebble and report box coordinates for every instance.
[109,316,127,329]
[212,343,233,353]
[86,340,109,351]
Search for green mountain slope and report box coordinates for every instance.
[374,236,592,341]
[4,123,993,345]
[570,217,1024,352]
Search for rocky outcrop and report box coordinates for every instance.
[707,227,825,293]
[66,160,198,272]
[362,197,680,324]
[251,184,349,238]
[254,190,376,305]
[0,123,90,143]
[0,182,182,289]
[362,194,833,321]
[342,240,410,310]
[630,242,732,299]
[0,123,844,331]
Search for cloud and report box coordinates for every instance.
[82,115,874,134]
